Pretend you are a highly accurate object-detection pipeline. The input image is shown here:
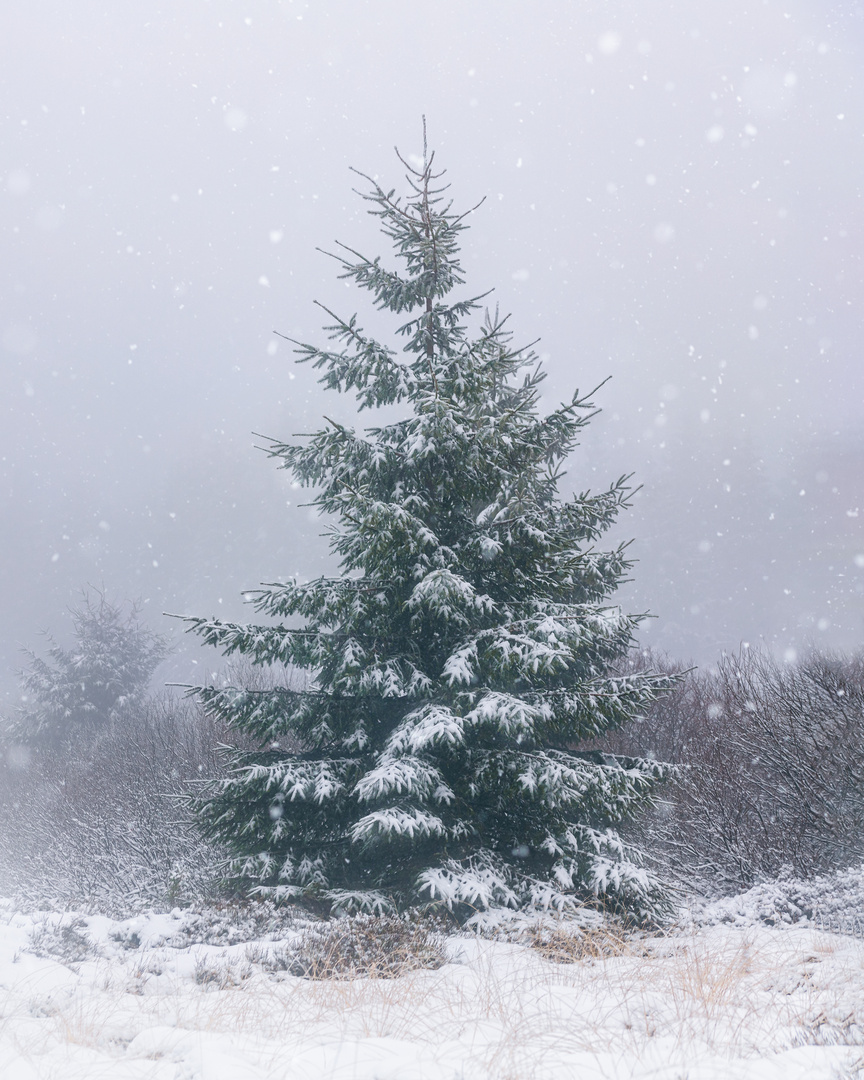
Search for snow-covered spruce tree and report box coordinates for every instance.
[185,139,677,920]
[3,591,170,746]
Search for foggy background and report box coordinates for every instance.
[2,0,863,705]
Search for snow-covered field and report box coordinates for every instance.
[1,875,863,1080]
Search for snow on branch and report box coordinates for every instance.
[241,757,357,804]
[418,854,521,910]
[386,703,468,754]
[353,754,453,804]
[351,807,448,843]
[407,568,496,626]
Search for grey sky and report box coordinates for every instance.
[2,0,863,700]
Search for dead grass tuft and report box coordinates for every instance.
[526,921,632,964]
[271,912,448,980]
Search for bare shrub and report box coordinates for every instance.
[0,692,230,911]
[0,626,308,914]
[601,647,864,893]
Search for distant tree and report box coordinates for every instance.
[184,131,676,920]
[3,590,170,746]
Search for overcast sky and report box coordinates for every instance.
[2,0,863,701]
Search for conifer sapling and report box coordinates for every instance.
[184,130,677,919]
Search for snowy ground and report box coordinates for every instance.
[1,875,863,1080]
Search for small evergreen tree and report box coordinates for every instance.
[4,590,170,746]
[185,134,676,919]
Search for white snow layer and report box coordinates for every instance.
[1,873,864,1079]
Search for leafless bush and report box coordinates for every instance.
[602,647,864,893]
[0,643,308,913]
[0,692,231,911]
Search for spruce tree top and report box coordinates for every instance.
[186,131,676,920]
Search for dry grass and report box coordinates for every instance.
[524,919,633,965]
[265,913,447,980]
[4,913,864,1079]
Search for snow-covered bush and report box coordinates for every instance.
[183,131,676,920]
[690,864,864,935]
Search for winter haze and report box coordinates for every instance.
[2,0,862,703]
